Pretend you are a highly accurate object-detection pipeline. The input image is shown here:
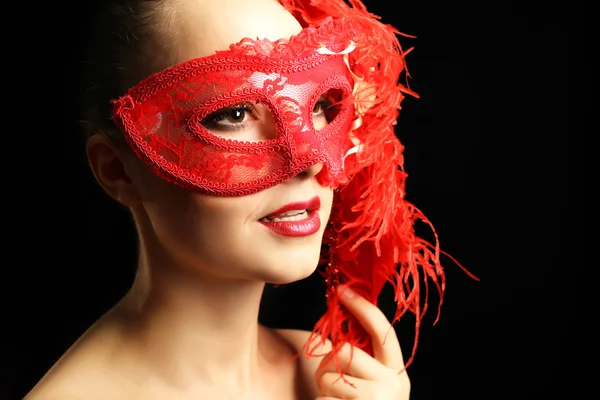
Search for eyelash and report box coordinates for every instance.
[314,97,333,115]
[200,96,334,132]
[201,102,256,131]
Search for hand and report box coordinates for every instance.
[315,286,410,400]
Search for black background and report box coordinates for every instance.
[4,1,586,399]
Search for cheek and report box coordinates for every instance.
[143,189,202,249]
[322,188,334,219]
[189,202,246,246]
[143,183,265,263]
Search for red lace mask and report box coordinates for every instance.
[112,18,356,196]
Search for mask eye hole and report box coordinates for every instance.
[313,88,345,130]
[194,97,278,142]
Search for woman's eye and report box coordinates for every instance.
[201,103,255,130]
[222,108,246,124]
[313,97,332,116]
[313,91,344,130]
[312,98,332,131]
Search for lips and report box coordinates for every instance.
[258,196,321,237]
[261,196,321,220]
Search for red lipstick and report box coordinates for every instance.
[259,196,321,237]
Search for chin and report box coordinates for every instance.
[241,223,325,284]
[257,248,321,285]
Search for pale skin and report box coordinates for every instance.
[25,0,410,399]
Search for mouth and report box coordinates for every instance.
[258,196,322,237]
[259,196,321,222]
[259,210,310,222]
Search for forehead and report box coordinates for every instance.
[164,0,304,63]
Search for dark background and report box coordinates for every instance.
[4,1,586,399]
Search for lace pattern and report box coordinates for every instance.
[112,18,357,196]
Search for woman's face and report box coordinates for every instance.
[128,0,335,284]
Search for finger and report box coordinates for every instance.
[316,342,385,381]
[317,372,363,398]
[338,285,405,370]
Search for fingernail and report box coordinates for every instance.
[340,286,356,299]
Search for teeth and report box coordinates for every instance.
[261,210,308,222]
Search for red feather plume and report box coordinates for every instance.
[279,0,478,375]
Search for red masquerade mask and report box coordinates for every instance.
[112,18,357,196]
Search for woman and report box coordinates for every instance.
[26,0,465,398]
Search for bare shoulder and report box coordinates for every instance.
[24,352,133,400]
[24,323,133,400]
[274,328,332,396]
[24,358,130,400]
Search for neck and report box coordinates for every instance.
[111,233,285,393]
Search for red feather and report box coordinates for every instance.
[279,0,478,375]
